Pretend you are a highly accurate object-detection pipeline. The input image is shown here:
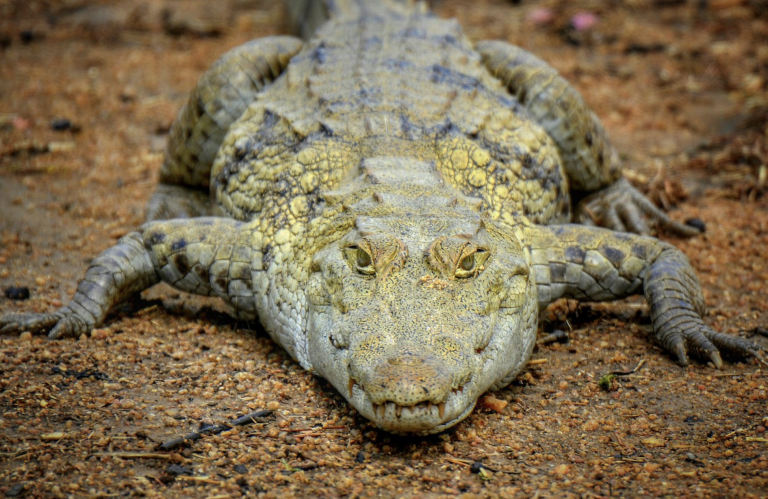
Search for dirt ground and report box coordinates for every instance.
[1,0,767,497]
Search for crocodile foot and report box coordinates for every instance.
[0,310,90,339]
[575,178,702,236]
[657,318,763,368]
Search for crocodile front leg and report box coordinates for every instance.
[146,35,303,221]
[0,218,254,338]
[523,224,761,366]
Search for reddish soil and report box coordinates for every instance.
[1,0,767,497]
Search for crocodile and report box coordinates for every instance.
[0,0,761,434]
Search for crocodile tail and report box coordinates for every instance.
[285,0,428,39]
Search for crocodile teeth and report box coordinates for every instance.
[348,379,356,397]
[371,400,451,421]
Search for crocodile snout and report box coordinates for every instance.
[346,336,476,432]
[364,351,455,407]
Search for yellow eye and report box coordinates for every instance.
[345,245,375,275]
[459,253,475,272]
[455,250,488,279]
[356,248,372,269]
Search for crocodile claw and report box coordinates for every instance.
[1,313,61,335]
[48,314,91,339]
[576,178,702,237]
[664,321,761,369]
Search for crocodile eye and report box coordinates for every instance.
[455,249,489,279]
[345,245,376,275]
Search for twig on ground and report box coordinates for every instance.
[91,452,174,460]
[157,409,273,451]
[611,359,647,376]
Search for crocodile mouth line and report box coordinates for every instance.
[349,378,471,431]
[371,399,447,420]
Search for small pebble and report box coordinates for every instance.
[165,464,193,476]
[4,286,30,300]
[571,12,598,31]
[528,7,554,26]
[642,437,666,447]
[470,462,485,474]
[120,87,137,103]
[552,464,571,476]
[19,30,35,44]
[11,116,30,131]
[355,451,365,463]
[266,401,280,410]
[4,483,26,497]
[479,394,508,413]
[50,118,73,131]
[19,331,32,341]
[234,464,248,474]
[91,329,110,340]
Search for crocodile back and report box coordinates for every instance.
[211,8,570,229]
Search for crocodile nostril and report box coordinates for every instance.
[364,354,454,407]
[329,330,349,350]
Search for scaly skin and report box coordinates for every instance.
[1,1,761,434]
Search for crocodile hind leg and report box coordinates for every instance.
[477,41,701,236]
[521,223,761,366]
[571,177,701,236]
[0,218,256,338]
[148,36,303,221]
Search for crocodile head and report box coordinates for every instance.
[306,191,538,434]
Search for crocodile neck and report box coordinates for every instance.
[318,155,485,226]
[287,0,428,40]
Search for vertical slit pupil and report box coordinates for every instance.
[460,253,475,271]
[357,249,372,269]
